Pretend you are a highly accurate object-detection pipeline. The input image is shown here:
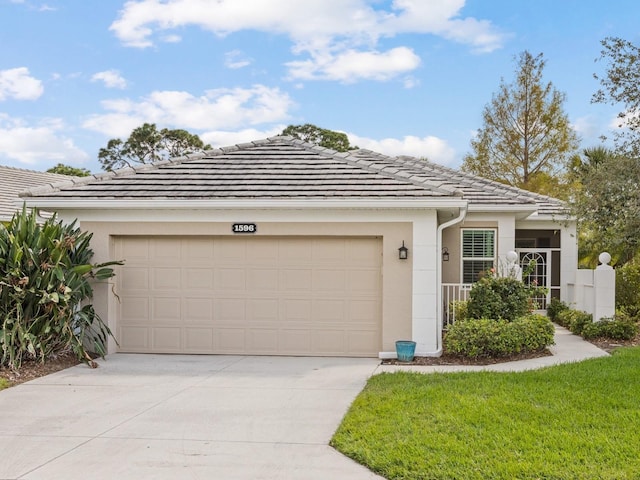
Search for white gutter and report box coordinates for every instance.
[434,204,468,355]
[18,197,468,211]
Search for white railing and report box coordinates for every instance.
[442,283,472,328]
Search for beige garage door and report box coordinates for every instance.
[114,236,382,356]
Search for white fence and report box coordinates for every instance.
[566,253,616,321]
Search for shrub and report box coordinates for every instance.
[616,261,640,317]
[466,275,532,322]
[582,317,639,340]
[444,314,554,358]
[555,309,593,334]
[547,297,569,323]
[0,208,121,368]
[450,300,469,323]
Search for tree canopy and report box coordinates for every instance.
[593,37,640,158]
[98,123,211,171]
[281,124,357,152]
[47,163,91,177]
[462,51,579,197]
[569,147,640,265]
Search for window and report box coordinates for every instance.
[462,229,496,283]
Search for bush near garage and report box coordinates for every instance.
[0,208,121,369]
[444,314,554,358]
[444,270,555,358]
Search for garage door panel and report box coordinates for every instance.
[184,268,214,290]
[120,326,149,350]
[349,269,381,292]
[117,237,150,261]
[184,238,215,262]
[313,269,346,291]
[152,327,182,350]
[151,267,180,290]
[247,298,279,322]
[282,299,311,321]
[247,329,279,353]
[184,328,214,351]
[184,297,213,323]
[215,268,246,291]
[214,298,246,322]
[121,267,149,290]
[151,297,181,322]
[116,236,381,356]
[247,268,279,291]
[312,299,345,322]
[120,296,149,323]
[217,329,246,352]
[152,238,182,262]
[281,268,312,291]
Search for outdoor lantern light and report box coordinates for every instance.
[442,247,450,262]
[398,241,409,260]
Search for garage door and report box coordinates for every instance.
[114,236,382,356]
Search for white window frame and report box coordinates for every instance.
[461,228,497,284]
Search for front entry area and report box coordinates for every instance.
[114,236,382,356]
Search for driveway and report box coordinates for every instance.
[0,354,384,479]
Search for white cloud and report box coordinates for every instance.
[0,114,89,166]
[200,126,286,147]
[224,50,252,69]
[82,85,293,138]
[286,47,420,82]
[109,0,506,82]
[0,67,44,101]
[348,133,458,166]
[91,70,128,89]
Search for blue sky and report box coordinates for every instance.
[0,0,638,173]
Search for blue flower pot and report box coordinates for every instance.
[395,340,416,362]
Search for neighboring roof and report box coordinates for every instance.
[20,136,566,216]
[0,166,70,221]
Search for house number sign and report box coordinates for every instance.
[232,223,257,234]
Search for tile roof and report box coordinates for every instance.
[0,166,70,221]
[20,136,567,215]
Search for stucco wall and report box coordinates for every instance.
[62,208,427,356]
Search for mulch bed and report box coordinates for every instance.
[382,349,553,366]
[0,352,82,387]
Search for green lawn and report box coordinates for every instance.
[0,378,8,391]
[332,347,640,480]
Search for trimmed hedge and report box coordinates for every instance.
[582,317,639,340]
[549,301,638,341]
[555,309,593,335]
[444,314,555,358]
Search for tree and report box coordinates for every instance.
[593,37,640,158]
[98,123,211,171]
[282,124,357,152]
[462,51,579,195]
[570,147,640,264]
[47,163,91,177]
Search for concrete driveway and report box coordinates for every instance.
[0,354,384,479]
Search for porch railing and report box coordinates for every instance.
[442,283,472,328]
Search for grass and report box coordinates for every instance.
[331,347,640,480]
[0,378,8,391]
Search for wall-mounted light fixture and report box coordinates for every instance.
[442,247,450,262]
[398,241,409,260]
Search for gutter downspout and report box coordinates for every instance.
[434,204,468,354]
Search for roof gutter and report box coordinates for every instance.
[434,204,468,355]
[18,198,469,211]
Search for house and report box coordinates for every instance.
[0,165,69,223]
[19,136,576,358]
